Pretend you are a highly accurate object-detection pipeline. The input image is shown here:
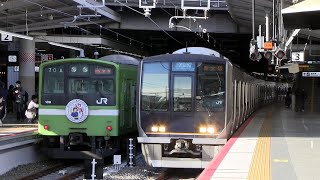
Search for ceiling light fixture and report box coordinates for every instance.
[48,42,84,57]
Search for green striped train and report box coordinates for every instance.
[38,55,138,163]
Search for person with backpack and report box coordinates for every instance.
[13,81,27,122]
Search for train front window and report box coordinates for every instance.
[196,63,225,112]
[43,65,64,94]
[68,78,114,95]
[173,76,192,112]
[141,62,169,111]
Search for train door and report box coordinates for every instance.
[123,79,135,128]
[171,73,195,133]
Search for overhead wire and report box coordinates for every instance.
[164,0,214,45]
[114,0,183,45]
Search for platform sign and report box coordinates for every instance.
[14,66,19,72]
[263,42,273,50]
[302,72,320,77]
[1,34,13,42]
[41,54,53,61]
[292,52,304,62]
[8,55,17,62]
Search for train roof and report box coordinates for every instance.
[173,47,229,60]
[99,54,139,65]
[143,54,228,63]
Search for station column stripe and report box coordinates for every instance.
[247,111,272,180]
[197,112,257,180]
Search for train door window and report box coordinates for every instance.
[141,62,169,111]
[173,76,192,112]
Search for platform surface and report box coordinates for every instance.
[198,104,320,180]
[0,113,37,139]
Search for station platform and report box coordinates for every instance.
[198,104,320,180]
[0,113,37,140]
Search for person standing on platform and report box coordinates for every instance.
[285,87,292,108]
[0,81,7,122]
[296,88,307,112]
[13,81,28,122]
[7,85,14,114]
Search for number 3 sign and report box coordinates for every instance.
[1,34,13,42]
[291,52,304,62]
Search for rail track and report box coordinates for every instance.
[17,163,84,180]
[156,168,202,180]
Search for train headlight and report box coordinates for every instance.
[207,127,215,134]
[151,126,159,132]
[199,127,207,133]
[159,126,166,132]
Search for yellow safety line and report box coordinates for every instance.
[247,112,272,180]
[311,77,315,113]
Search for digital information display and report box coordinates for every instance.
[94,66,113,75]
[172,62,195,72]
[44,65,64,74]
[203,64,224,72]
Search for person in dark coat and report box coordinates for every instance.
[13,81,27,122]
[0,81,8,121]
[7,85,14,114]
[285,87,292,108]
[296,88,307,112]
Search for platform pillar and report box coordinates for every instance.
[19,39,35,101]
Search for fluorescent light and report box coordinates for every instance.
[36,49,46,52]
[0,29,34,40]
[48,42,82,51]
[97,46,112,50]
[48,42,85,57]
[90,44,100,47]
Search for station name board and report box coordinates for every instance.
[302,72,320,77]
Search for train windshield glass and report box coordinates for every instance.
[43,65,64,94]
[196,63,225,112]
[141,62,169,111]
[68,78,114,95]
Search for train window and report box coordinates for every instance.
[68,78,114,95]
[173,76,192,112]
[141,62,169,111]
[43,65,64,94]
[196,63,225,112]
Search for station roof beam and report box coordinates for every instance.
[282,0,320,29]
[72,0,121,22]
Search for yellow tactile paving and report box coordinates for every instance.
[247,111,272,180]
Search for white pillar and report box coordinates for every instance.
[19,39,35,102]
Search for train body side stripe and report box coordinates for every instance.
[39,109,119,116]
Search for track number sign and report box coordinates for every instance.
[1,34,13,41]
[291,52,304,62]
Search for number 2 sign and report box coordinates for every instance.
[1,34,13,41]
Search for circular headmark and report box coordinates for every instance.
[65,99,89,123]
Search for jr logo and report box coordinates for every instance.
[96,98,108,105]
[216,101,223,105]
